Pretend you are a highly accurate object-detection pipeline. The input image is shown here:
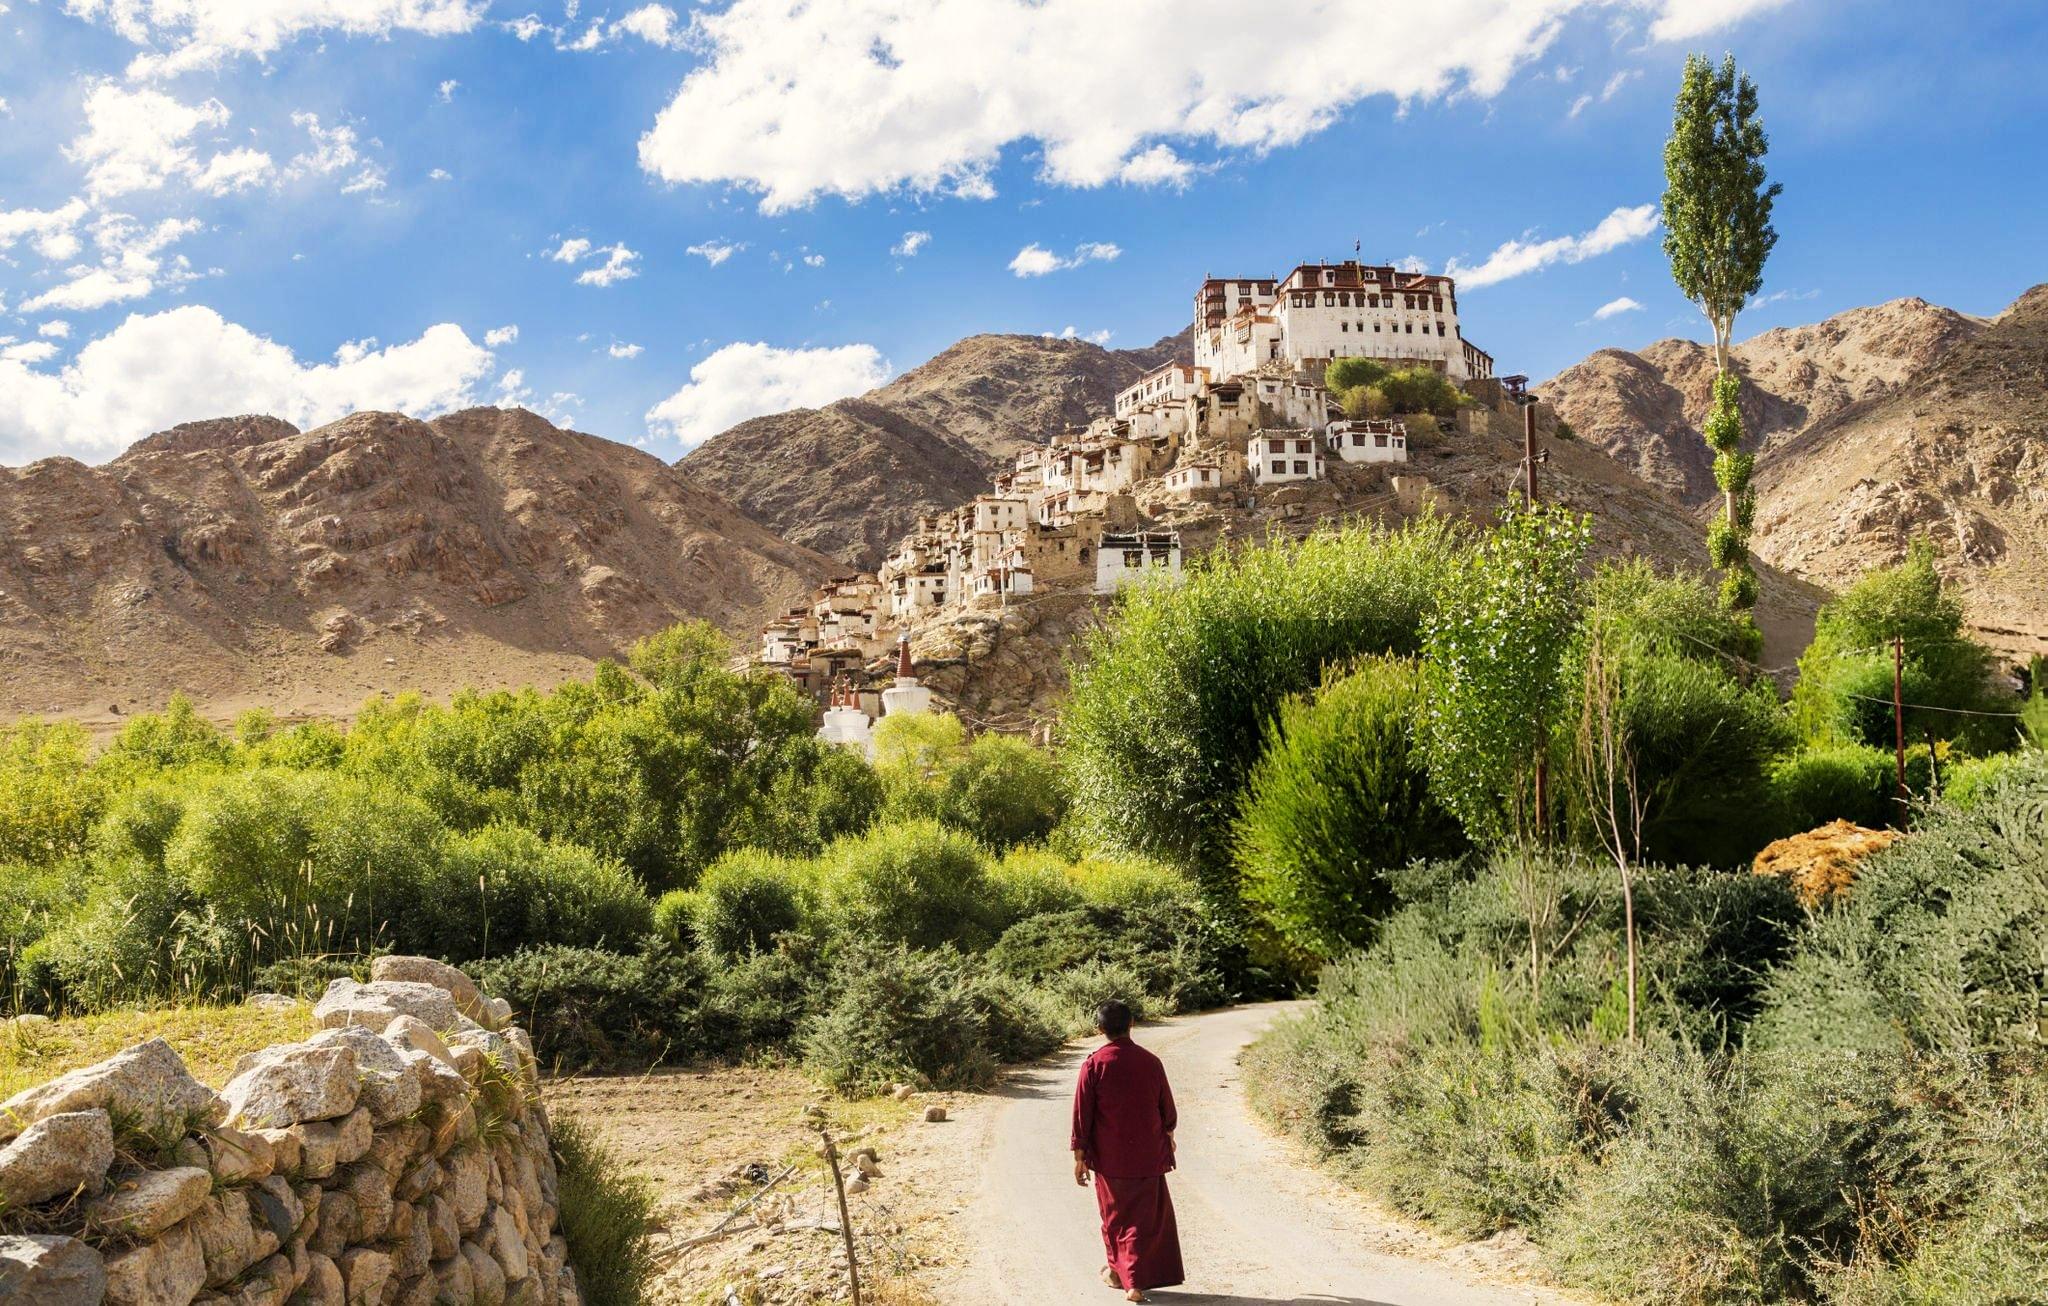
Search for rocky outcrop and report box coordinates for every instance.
[0,960,579,1306]
[679,330,1191,567]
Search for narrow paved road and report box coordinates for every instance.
[942,1004,1571,1306]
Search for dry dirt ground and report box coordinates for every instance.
[552,1007,1589,1306]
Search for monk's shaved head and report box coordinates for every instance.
[1096,1000,1133,1038]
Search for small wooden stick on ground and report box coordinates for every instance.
[816,1120,863,1306]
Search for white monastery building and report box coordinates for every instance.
[1248,431,1324,485]
[1095,531,1184,595]
[1327,418,1410,465]
[1194,261,1494,383]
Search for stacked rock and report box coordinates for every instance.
[0,957,578,1306]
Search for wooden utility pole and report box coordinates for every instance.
[1893,635,1909,822]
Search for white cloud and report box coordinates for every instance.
[615,4,684,46]
[0,304,494,461]
[1047,325,1112,345]
[575,245,640,286]
[504,14,548,40]
[0,199,90,262]
[67,83,240,201]
[193,146,275,195]
[645,340,890,449]
[891,230,930,258]
[341,166,388,195]
[547,237,593,263]
[609,342,644,358]
[38,321,73,339]
[1567,93,1594,118]
[1648,0,1796,42]
[496,367,531,405]
[484,324,519,347]
[67,0,489,79]
[438,79,461,102]
[20,214,205,312]
[2,341,60,365]
[686,239,744,266]
[1600,68,1640,99]
[1446,204,1659,289]
[0,99,10,116]
[429,167,453,181]
[1116,144,1194,189]
[802,252,825,268]
[286,113,363,180]
[1592,295,1644,320]
[1008,240,1120,277]
[636,0,1771,213]
[1752,287,1821,308]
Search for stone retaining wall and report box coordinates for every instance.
[0,957,580,1306]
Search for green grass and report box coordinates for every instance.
[0,1001,310,1099]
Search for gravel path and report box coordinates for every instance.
[940,1003,1581,1306]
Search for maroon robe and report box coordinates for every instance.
[1071,1036,1185,1292]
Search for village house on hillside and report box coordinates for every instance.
[762,258,1494,740]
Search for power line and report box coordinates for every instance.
[1839,692,2024,720]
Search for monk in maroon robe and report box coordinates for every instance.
[1071,1000,1184,1301]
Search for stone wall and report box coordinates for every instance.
[0,958,580,1306]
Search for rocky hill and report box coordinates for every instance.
[1748,285,2048,657]
[0,406,830,729]
[1544,298,1983,503]
[678,331,1188,566]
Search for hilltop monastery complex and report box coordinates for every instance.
[757,260,1496,746]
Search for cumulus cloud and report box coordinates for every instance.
[284,113,383,194]
[38,321,73,339]
[614,4,684,46]
[484,324,519,347]
[644,341,890,449]
[1047,325,1112,345]
[193,147,275,194]
[547,237,593,263]
[66,0,490,79]
[0,304,494,461]
[438,79,461,102]
[575,245,640,286]
[891,230,930,258]
[636,0,1771,212]
[609,342,644,358]
[20,214,205,312]
[1,341,60,365]
[802,252,825,268]
[429,167,453,181]
[1592,295,1644,320]
[67,83,248,201]
[0,199,91,262]
[686,239,744,266]
[1446,204,1659,289]
[1008,240,1120,277]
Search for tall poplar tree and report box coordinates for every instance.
[1662,53,1780,613]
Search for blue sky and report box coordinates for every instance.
[2,0,2044,465]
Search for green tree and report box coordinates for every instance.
[940,734,1067,851]
[1233,658,1466,959]
[1662,52,1781,613]
[1062,518,1463,936]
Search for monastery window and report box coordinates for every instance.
[1375,433,1388,447]
[1295,439,1310,454]
[1438,323,1447,336]
[1323,293,1336,306]
[1270,460,1286,475]
[1293,461,1309,475]
[1433,296,1444,311]
[1406,323,1414,334]
[1340,322,1348,332]
[1374,323,1381,332]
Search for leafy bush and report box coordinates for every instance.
[1323,356,1389,392]
[1770,743,1896,831]
[1065,855,1195,911]
[700,934,826,1056]
[470,945,703,1071]
[0,721,105,865]
[801,945,1035,1094]
[434,824,653,958]
[1063,517,1464,930]
[985,847,1087,928]
[1234,658,1465,957]
[1755,760,2048,1055]
[987,897,1227,1016]
[819,820,999,951]
[552,1115,658,1306]
[683,849,819,960]
[940,734,1066,850]
[1377,367,1467,419]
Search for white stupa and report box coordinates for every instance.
[817,679,875,753]
[880,632,932,718]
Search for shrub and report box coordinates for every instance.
[985,847,1087,928]
[552,1115,657,1306]
[1770,743,1895,831]
[1034,958,1156,1034]
[1234,658,1466,957]
[986,898,1227,1016]
[684,849,819,960]
[1324,356,1389,392]
[940,734,1067,850]
[1377,367,1467,418]
[1063,517,1464,931]
[0,721,104,865]
[800,945,1005,1094]
[1065,856,1195,911]
[819,820,998,951]
[701,934,826,1056]
[869,712,968,821]
[470,945,703,1071]
[434,824,654,960]
[1754,761,2048,1056]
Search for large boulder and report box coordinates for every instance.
[313,979,460,1033]
[305,1027,422,1126]
[0,1039,224,1145]
[102,1218,205,1305]
[0,1235,106,1306]
[222,1044,360,1129]
[0,1110,113,1207]
[88,1166,212,1239]
[368,957,486,1025]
